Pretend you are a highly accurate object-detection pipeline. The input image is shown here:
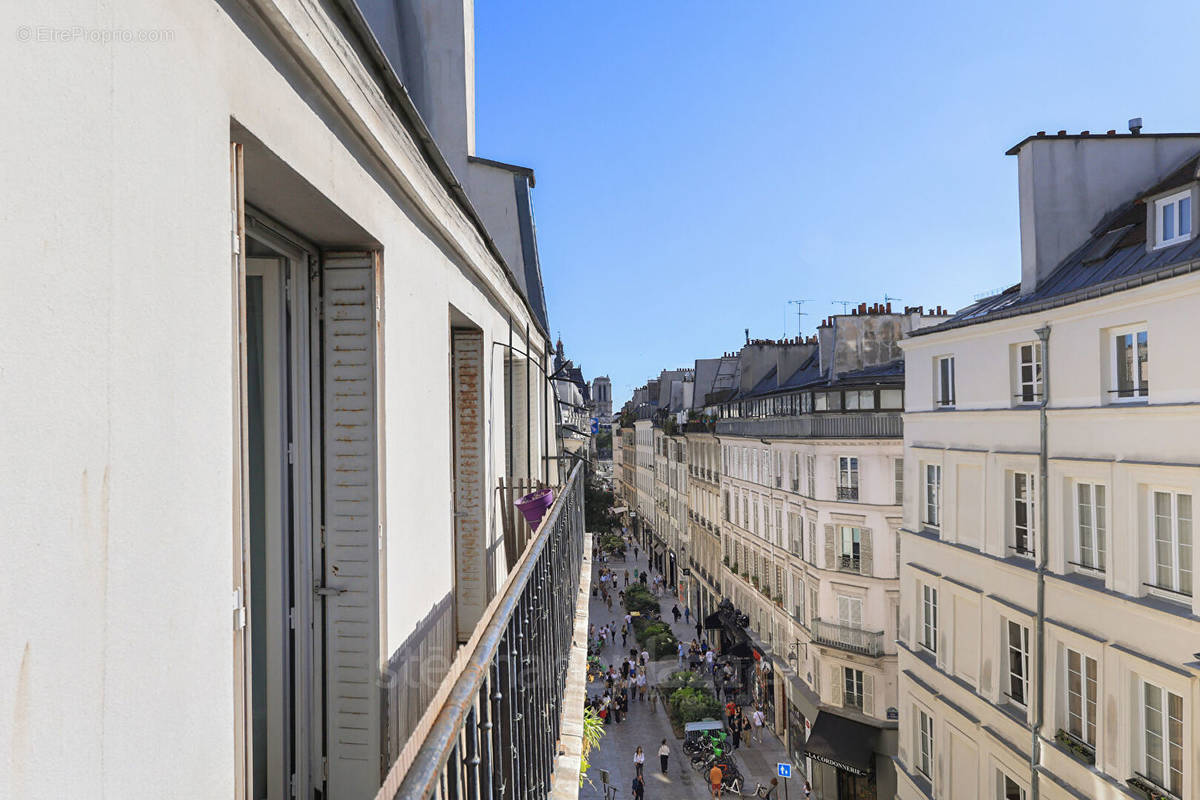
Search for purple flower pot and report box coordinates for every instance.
[515,487,556,528]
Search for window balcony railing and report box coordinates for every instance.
[715,412,901,440]
[837,554,861,573]
[811,618,885,657]
[385,462,586,800]
[836,485,859,501]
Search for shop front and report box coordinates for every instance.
[750,648,776,727]
[804,713,880,800]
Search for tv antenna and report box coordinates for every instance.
[832,300,856,314]
[883,294,903,307]
[787,300,810,338]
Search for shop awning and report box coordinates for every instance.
[804,713,880,776]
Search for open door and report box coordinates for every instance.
[320,254,381,797]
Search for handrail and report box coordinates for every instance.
[381,460,585,800]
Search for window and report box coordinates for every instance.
[844,390,876,410]
[837,456,859,501]
[792,575,805,623]
[843,667,873,713]
[894,458,904,504]
[1112,327,1149,401]
[1155,189,1192,248]
[809,586,819,626]
[791,453,800,492]
[1075,483,1106,572]
[806,455,816,498]
[774,451,783,488]
[1140,680,1184,797]
[1151,490,1192,598]
[788,512,803,555]
[935,356,956,407]
[723,490,730,522]
[775,508,784,547]
[1005,620,1031,707]
[1015,342,1043,404]
[996,772,1026,800]
[880,388,903,409]
[742,496,749,530]
[924,464,942,529]
[1010,472,1036,558]
[921,585,938,653]
[1065,649,1097,750]
[838,527,862,572]
[915,709,933,780]
[807,520,817,564]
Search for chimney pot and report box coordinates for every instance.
[1080,130,1090,136]
[1107,129,1116,135]
[1057,130,1067,136]
[1129,117,1143,135]
[1036,131,1046,136]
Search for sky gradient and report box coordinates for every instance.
[473,1,1200,406]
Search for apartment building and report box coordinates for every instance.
[713,309,945,800]
[895,129,1200,800]
[686,421,723,621]
[1,2,578,799]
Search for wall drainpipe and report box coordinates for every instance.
[1031,324,1051,800]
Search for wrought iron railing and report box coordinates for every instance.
[715,412,901,439]
[811,618,885,657]
[386,462,585,800]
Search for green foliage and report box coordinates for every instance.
[584,474,618,533]
[644,632,678,659]
[661,670,707,692]
[623,584,660,615]
[597,533,624,553]
[668,687,722,724]
[580,704,606,787]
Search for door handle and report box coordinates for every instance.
[315,586,346,597]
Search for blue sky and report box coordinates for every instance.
[474,0,1200,406]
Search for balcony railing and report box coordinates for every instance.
[715,412,901,439]
[385,462,585,800]
[811,618,885,657]
[836,485,859,501]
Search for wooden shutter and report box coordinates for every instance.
[824,524,835,570]
[863,673,875,716]
[860,528,874,576]
[451,329,487,641]
[830,666,843,705]
[321,254,381,797]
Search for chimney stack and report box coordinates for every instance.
[1129,117,1143,135]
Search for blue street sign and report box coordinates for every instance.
[590,417,599,434]
[777,763,791,779]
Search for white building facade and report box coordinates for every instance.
[1,2,563,799]
[895,131,1200,800]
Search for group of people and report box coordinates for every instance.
[627,740,671,799]
[589,647,655,724]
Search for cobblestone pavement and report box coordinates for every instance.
[579,540,795,800]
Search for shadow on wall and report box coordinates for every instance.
[382,591,456,765]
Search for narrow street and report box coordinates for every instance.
[581,539,795,800]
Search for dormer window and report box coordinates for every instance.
[1154,189,1192,248]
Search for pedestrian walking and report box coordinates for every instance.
[633,546,639,559]
[636,672,646,700]
[695,620,703,641]
[706,649,715,674]
[730,714,741,750]
[741,714,752,747]
[658,739,670,773]
[621,625,628,647]
[683,606,690,623]
[677,641,685,666]
[752,707,765,743]
[640,647,649,666]
[633,745,645,778]
[606,593,612,611]
[624,569,630,586]
[631,774,645,800]
[671,604,681,623]
[803,780,812,798]
[649,686,658,713]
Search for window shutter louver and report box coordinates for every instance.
[321,255,381,797]
[864,673,875,716]
[860,528,873,576]
[824,524,835,570]
[831,667,843,705]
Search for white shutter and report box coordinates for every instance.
[321,255,381,797]
[863,673,875,717]
[830,666,843,706]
